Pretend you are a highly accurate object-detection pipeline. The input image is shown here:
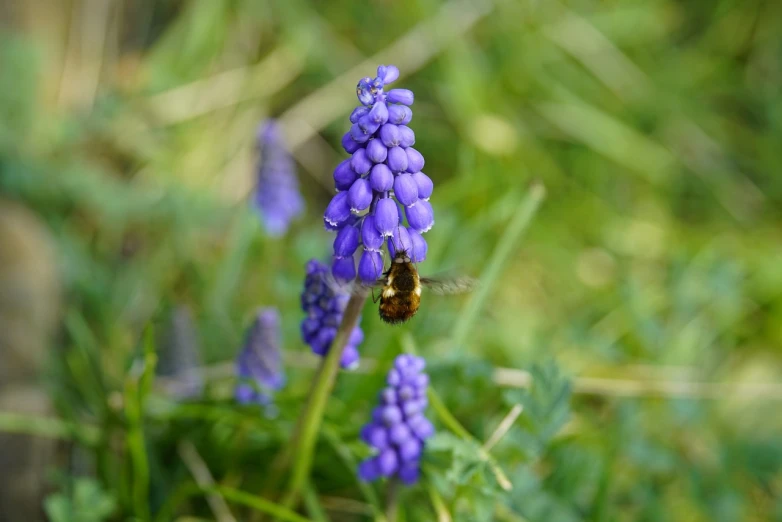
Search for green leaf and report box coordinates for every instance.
[44,478,117,522]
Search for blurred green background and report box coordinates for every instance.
[1,0,782,520]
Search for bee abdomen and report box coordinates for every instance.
[379,292,420,324]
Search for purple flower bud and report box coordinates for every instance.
[409,230,427,262]
[331,256,356,281]
[333,225,359,257]
[398,126,415,148]
[358,458,380,482]
[387,89,414,105]
[366,139,387,163]
[405,148,425,173]
[369,101,389,124]
[409,416,434,440]
[370,164,394,192]
[351,148,372,175]
[234,308,285,407]
[341,345,360,369]
[350,106,370,123]
[387,146,409,173]
[379,124,400,147]
[358,114,381,135]
[398,384,415,401]
[388,105,412,125]
[358,250,384,283]
[381,405,403,426]
[406,200,434,233]
[348,178,373,212]
[356,77,375,106]
[324,191,351,226]
[414,373,429,389]
[388,226,413,257]
[387,368,401,386]
[389,423,412,445]
[377,449,399,476]
[378,64,400,84]
[333,159,357,191]
[374,197,399,237]
[361,423,389,449]
[341,132,361,153]
[393,173,418,206]
[361,214,384,251]
[398,462,420,485]
[412,172,433,199]
[381,388,397,404]
[399,439,422,461]
[350,123,371,143]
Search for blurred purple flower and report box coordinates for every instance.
[301,259,364,369]
[254,120,304,236]
[325,65,434,283]
[235,308,286,406]
[357,354,434,485]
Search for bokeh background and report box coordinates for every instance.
[1,0,782,520]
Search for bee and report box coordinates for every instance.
[367,251,477,324]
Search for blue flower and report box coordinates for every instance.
[324,65,434,283]
[254,120,304,236]
[235,308,286,406]
[301,259,364,369]
[357,355,434,485]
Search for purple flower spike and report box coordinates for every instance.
[253,121,304,236]
[301,260,364,368]
[235,308,285,408]
[387,89,414,106]
[357,354,433,485]
[327,65,434,283]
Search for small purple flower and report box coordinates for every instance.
[326,65,435,283]
[301,260,364,369]
[254,121,304,236]
[357,355,434,485]
[235,308,286,406]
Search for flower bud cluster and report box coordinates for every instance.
[325,65,434,283]
[235,308,286,405]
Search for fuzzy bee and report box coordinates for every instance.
[366,250,477,324]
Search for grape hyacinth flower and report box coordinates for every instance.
[357,354,434,485]
[325,65,434,283]
[254,120,304,236]
[235,308,286,406]
[301,259,364,369]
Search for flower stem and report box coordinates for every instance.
[282,288,369,509]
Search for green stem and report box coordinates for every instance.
[282,288,369,509]
[451,182,546,352]
[0,411,101,445]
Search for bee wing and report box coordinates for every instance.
[419,275,478,295]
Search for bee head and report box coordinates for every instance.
[393,250,412,264]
